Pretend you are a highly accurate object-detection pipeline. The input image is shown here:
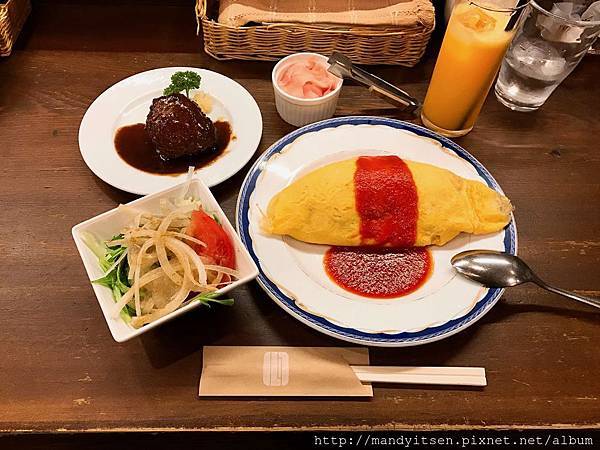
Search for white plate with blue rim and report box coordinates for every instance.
[236,116,517,347]
[79,67,262,195]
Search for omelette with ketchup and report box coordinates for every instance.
[261,155,512,247]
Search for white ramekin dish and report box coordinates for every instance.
[72,178,259,343]
[272,53,343,127]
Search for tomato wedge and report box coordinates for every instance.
[188,209,236,269]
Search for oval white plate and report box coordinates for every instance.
[79,67,262,195]
[237,117,517,347]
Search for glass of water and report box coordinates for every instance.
[495,0,600,111]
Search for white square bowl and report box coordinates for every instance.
[72,178,259,342]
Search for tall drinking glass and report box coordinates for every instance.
[421,0,524,137]
[495,0,600,111]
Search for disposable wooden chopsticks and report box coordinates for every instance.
[350,366,486,387]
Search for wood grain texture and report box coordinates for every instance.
[1,0,600,433]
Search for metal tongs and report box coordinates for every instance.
[327,52,421,114]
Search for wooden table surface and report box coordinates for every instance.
[2,0,600,433]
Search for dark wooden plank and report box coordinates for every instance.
[1,0,600,433]
[15,0,202,54]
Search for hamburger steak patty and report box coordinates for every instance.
[146,93,216,160]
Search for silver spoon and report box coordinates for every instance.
[451,250,600,310]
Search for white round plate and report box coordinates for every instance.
[237,117,517,347]
[79,67,262,195]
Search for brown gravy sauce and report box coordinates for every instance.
[114,121,233,175]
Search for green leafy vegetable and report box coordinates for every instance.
[189,291,234,307]
[85,233,132,319]
[81,232,110,269]
[163,71,201,98]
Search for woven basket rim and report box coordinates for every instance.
[202,17,428,34]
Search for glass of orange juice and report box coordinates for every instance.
[421,0,524,137]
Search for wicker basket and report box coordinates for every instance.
[196,0,435,66]
[0,0,30,56]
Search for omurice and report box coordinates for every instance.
[261,155,512,247]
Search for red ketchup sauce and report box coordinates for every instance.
[354,155,418,247]
[324,156,431,298]
[324,246,431,298]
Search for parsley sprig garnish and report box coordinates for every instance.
[163,71,201,98]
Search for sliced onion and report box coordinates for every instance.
[163,237,204,291]
[112,264,174,317]
[166,232,206,248]
[156,237,183,286]
[131,279,191,328]
[133,238,155,317]
[158,204,196,235]
[165,237,207,287]
[179,166,195,201]
[204,264,239,278]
